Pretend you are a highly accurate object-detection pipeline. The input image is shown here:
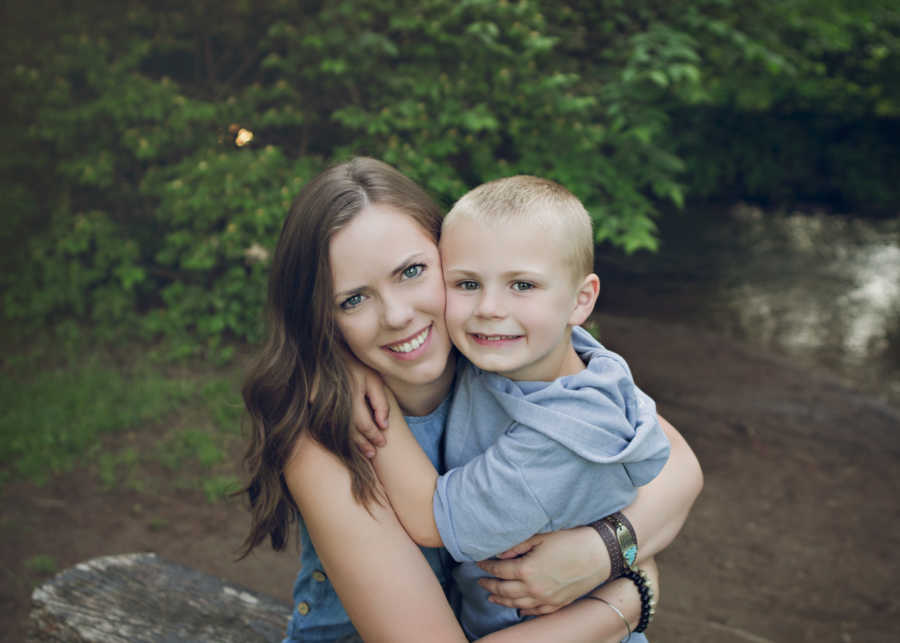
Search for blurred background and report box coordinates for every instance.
[2,1,898,641]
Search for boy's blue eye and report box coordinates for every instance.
[512,281,534,291]
[340,293,364,310]
[458,280,479,291]
[402,264,425,279]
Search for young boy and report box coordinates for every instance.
[372,176,670,639]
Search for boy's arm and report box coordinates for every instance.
[476,415,701,614]
[370,392,444,548]
[369,392,634,557]
[338,344,390,458]
[432,365,670,563]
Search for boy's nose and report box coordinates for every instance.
[475,290,505,319]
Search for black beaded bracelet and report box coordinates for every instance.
[621,567,656,633]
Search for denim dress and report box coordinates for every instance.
[283,396,452,642]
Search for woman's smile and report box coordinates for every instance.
[384,324,433,358]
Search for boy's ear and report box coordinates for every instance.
[569,273,600,326]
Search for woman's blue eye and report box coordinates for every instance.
[512,281,534,291]
[402,264,425,279]
[458,280,479,291]
[340,294,364,310]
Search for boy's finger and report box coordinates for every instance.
[353,412,386,447]
[351,434,376,459]
[366,389,390,430]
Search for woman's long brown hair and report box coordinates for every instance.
[238,157,443,557]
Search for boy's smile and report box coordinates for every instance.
[469,333,523,345]
[440,215,596,382]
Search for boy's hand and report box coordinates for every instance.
[338,346,390,458]
[348,360,390,457]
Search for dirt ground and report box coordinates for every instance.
[3,312,899,642]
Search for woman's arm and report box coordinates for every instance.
[622,414,703,556]
[284,431,465,643]
[477,415,702,614]
[480,557,659,643]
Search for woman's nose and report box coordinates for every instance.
[381,294,415,329]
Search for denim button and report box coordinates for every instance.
[312,570,326,582]
[297,601,310,615]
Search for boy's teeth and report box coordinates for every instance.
[388,327,429,353]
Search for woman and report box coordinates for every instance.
[241,157,703,642]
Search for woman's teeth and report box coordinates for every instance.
[388,327,429,353]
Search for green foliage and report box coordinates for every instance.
[676,109,900,211]
[203,475,242,503]
[97,447,142,490]
[155,373,244,500]
[25,554,58,576]
[6,210,144,332]
[158,429,225,470]
[3,0,898,349]
[670,0,900,211]
[0,357,195,485]
[0,331,247,499]
[200,377,246,434]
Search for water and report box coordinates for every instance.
[594,203,900,405]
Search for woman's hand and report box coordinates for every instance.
[336,345,391,457]
[477,555,660,643]
[476,527,609,616]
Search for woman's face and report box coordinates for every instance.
[329,203,452,394]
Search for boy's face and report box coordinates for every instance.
[440,215,583,381]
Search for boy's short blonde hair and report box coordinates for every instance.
[444,175,594,281]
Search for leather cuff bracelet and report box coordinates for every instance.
[604,512,638,569]
[590,519,626,583]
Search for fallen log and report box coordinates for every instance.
[28,552,291,642]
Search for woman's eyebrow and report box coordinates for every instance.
[390,252,427,276]
[333,285,364,300]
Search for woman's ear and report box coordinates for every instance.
[568,273,600,326]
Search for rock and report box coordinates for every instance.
[28,553,290,642]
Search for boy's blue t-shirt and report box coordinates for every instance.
[283,396,452,642]
[434,326,670,640]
